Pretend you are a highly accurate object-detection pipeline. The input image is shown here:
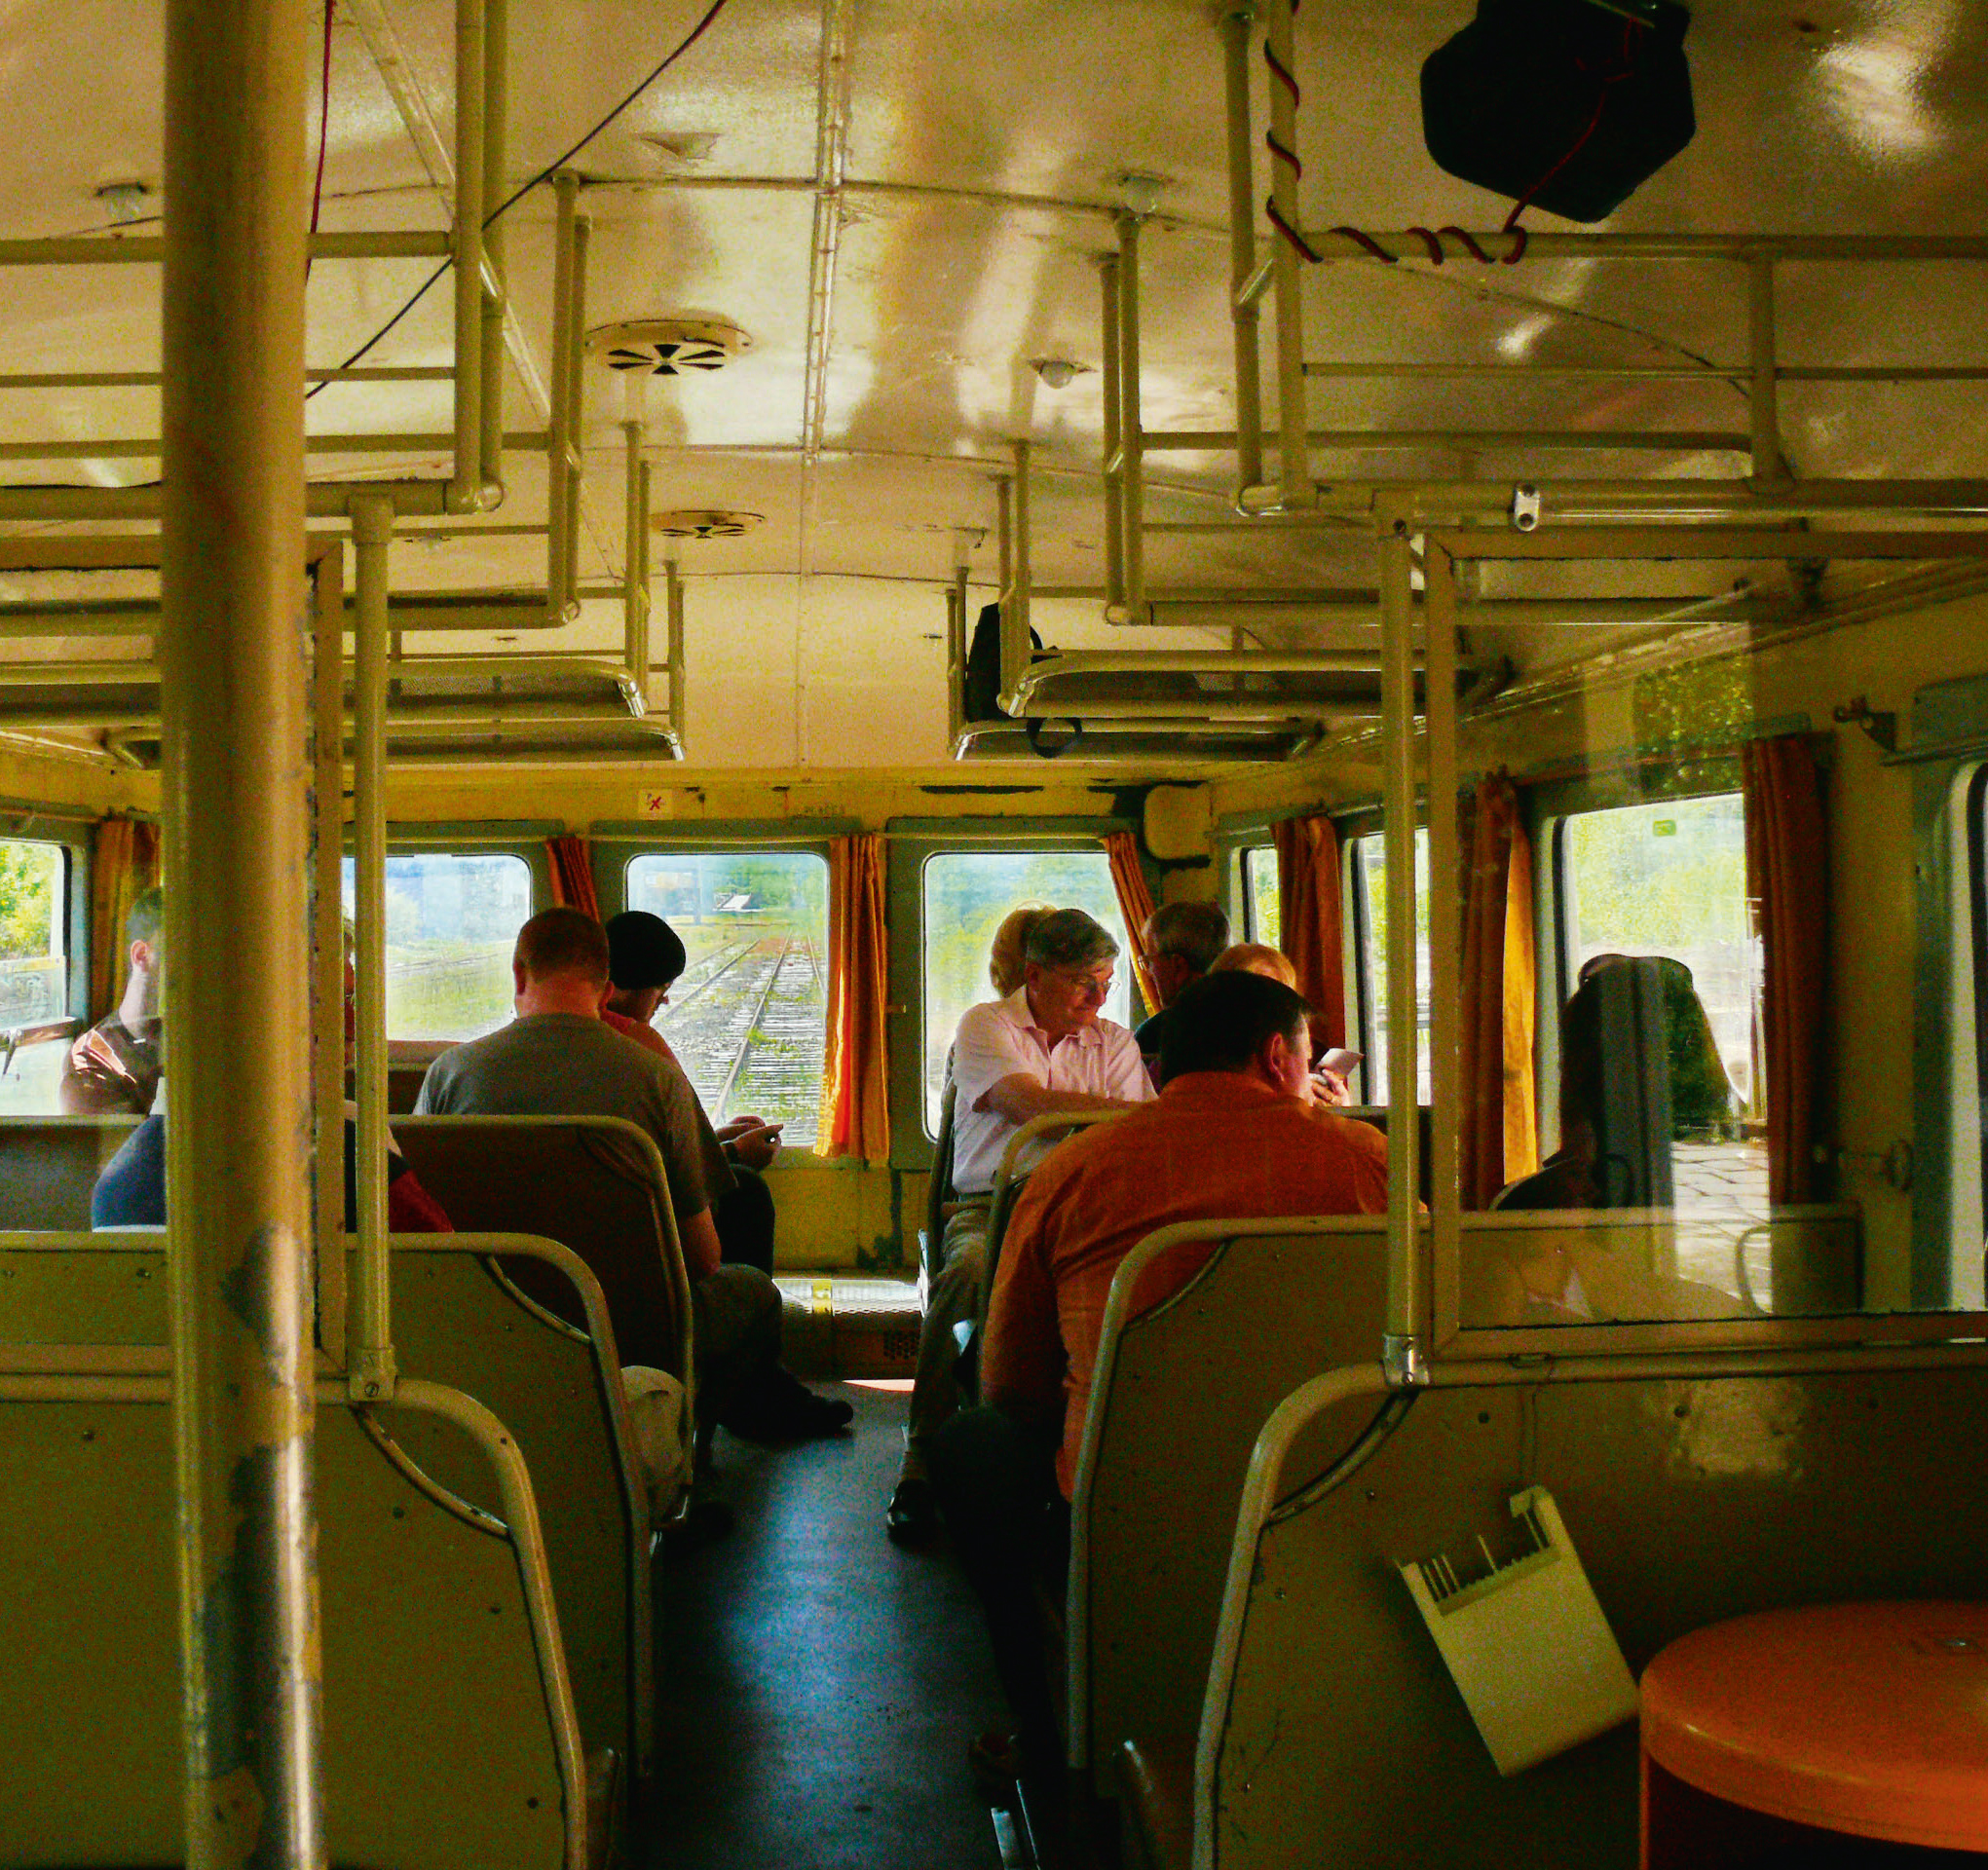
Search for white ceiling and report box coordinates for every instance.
[0,0,1983,767]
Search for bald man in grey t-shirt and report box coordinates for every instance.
[417,1011,720,1239]
[416,907,850,1446]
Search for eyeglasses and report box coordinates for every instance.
[1045,963,1114,997]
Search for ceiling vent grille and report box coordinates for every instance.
[587,318,751,376]
[650,508,765,540]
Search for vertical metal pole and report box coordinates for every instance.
[1747,255,1789,486]
[948,566,969,743]
[995,472,1013,599]
[545,172,577,624]
[665,556,686,747]
[1423,543,1461,1353]
[348,493,395,1403]
[1099,252,1125,614]
[311,548,348,1368]
[476,0,508,490]
[622,420,650,692]
[563,213,589,611]
[1222,3,1265,494]
[1264,0,1309,504]
[635,456,654,696]
[1376,508,1425,1381]
[1115,211,1146,625]
[449,0,486,512]
[1002,437,1032,706]
[160,0,322,1858]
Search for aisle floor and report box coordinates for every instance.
[645,1381,1009,1870]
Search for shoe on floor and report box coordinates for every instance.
[886,1475,940,1546]
[721,1369,853,1443]
[655,1493,736,1561]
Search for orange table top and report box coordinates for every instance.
[1641,1601,1988,1852]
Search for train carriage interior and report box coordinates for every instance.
[5,0,1988,1864]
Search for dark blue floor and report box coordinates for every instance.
[646,1382,1008,1870]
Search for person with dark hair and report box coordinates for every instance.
[1496,951,1735,1212]
[888,906,1154,1543]
[416,908,850,1445]
[61,884,166,1115]
[1131,899,1230,1068]
[95,929,450,1234]
[925,966,1388,1797]
[602,909,783,1274]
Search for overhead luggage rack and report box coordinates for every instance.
[952,715,1328,765]
[0,650,683,767]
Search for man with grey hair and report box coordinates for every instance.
[889,905,1153,1542]
[1132,898,1230,1068]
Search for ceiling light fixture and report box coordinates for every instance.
[94,181,153,225]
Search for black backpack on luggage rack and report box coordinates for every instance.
[962,600,1079,755]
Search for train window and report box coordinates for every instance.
[625,850,829,1146]
[1556,795,1762,1209]
[920,849,1134,1134]
[1351,829,1430,1103]
[1240,844,1280,946]
[341,851,532,1043]
[0,838,70,1115]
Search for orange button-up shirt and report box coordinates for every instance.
[982,1070,1390,1498]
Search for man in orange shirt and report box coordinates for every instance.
[927,968,1388,1790]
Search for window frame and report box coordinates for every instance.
[594,819,849,1164]
[1340,805,1436,1108]
[884,815,1145,1170]
[1237,842,1279,946]
[1214,811,1274,950]
[1909,675,1988,1310]
[0,808,92,1024]
[0,809,93,1113]
[340,825,552,1043]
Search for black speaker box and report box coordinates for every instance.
[1420,0,1694,222]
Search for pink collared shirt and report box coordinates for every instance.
[949,985,1153,1195]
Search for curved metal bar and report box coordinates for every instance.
[355,1402,509,1539]
[374,1378,588,1870]
[480,1256,593,1344]
[1066,1214,1391,1767]
[1269,1391,1418,1522]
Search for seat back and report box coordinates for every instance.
[362,1234,655,1781]
[980,1107,1120,1315]
[1195,1353,1988,1870]
[394,1115,693,1386]
[1461,1204,1863,1323]
[0,1115,141,1228]
[0,1359,585,1870]
[920,1074,957,1285]
[0,1226,652,1801]
[1070,1218,1389,1781]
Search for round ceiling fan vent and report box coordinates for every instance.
[650,508,765,541]
[587,317,752,376]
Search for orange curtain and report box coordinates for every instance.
[819,833,891,1162]
[545,835,600,919]
[89,815,161,1020]
[1272,812,1346,1045]
[1457,775,1539,1208]
[1744,735,1830,1204]
[1104,831,1160,1014]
